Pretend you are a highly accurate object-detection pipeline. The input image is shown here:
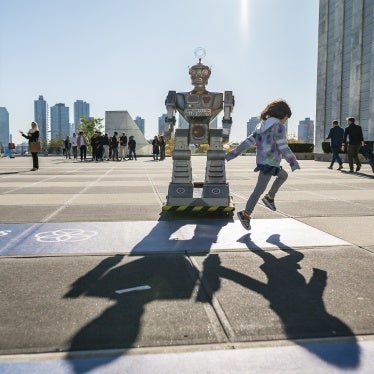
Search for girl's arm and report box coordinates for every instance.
[225,132,256,161]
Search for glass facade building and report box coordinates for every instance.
[50,103,70,141]
[34,95,48,142]
[316,0,374,152]
[0,107,10,147]
[74,100,90,133]
[134,116,145,134]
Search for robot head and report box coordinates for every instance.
[189,59,211,91]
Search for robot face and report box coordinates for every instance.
[189,63,211,87]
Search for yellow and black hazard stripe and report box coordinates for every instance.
[162,205,235,213]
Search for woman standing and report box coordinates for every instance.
[20,121,40,171]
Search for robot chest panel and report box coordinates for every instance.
[177,93,223,117]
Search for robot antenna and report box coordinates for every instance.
[194,47,206,60]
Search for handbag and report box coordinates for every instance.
[29,141,41,153]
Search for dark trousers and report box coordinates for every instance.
[129,148,136,160]
[72,146,78,159]
[31,152,39,169]
[330,146,343,166]
[347,144,361,171]
[80,145,87,161]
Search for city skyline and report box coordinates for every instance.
[0,0,319,145]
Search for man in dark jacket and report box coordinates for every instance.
[326,120,344,170]
[342,117,364,172]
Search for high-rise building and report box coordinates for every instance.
[298,117,315,143]
[34,95,48,142]
[50,103,70,140]
[158,114,168,135]
[0,107,10,147]
[178,115,189,129]
[74,100,90,133]
[247,116,259,136]
[209,117,218,129]
[134,116,145,134]
[315,0,374,152]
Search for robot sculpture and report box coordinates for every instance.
[163,49,234,213]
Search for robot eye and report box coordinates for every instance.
[202,69,209,76]
[190,70,197,77]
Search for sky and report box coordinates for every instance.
[0,0,319,144]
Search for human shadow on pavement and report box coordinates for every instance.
[64,218,231,373]
[197,234,360,369]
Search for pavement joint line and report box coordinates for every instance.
[3,174,59,194]
[184,255,229,343]
[144,164,164,206]
[188,256,236,342]
[40,166,115,223]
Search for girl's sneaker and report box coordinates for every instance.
[262,195,276,211]
[237,211,251,230]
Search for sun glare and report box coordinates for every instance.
[240,0,249,42]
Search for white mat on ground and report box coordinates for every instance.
[0,218,350,256]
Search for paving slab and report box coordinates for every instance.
[299,216,374,247]
[192,248,374,341]
[0,255,226,355]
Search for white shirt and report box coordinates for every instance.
[70,136,78,147]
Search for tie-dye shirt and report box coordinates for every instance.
[226,117,300,170]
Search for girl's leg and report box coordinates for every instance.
[267,169,288,198]
[245,172,272,214]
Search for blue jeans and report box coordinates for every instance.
[330,146,343,166]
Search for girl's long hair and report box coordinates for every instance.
[260,99,292,120]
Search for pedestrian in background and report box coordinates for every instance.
[159,135,166,160]
[20,121,40,171]
[64,135,71,159]
[77,131,88,162]
[128,136,137,160]
[226,99,300,230]
[102,133,110,161]
[71,133,78,160]
[152,135,160,160]
[120,132,128,161]
[342,117,364,172]
[326,120,344,170]
[111,132,119,161]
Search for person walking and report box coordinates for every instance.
[326,120,344,170]
[64,135,71,159]
[119,132,128,160]
[20,121,40,171]
[71,133,78,160]
[77,131,88,161]
[102,133,110,161]
[128,136,137,160]
[111,132,119,161]
[342,117,364,172]
[159,135,166,160]
[226,99,300,230]
[152,136,160,160]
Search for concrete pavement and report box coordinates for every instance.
[0,155,373,373]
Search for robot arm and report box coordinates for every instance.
[222,91,234,143]
[165,91,177,139]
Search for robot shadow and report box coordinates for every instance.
[63,227,360,373]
